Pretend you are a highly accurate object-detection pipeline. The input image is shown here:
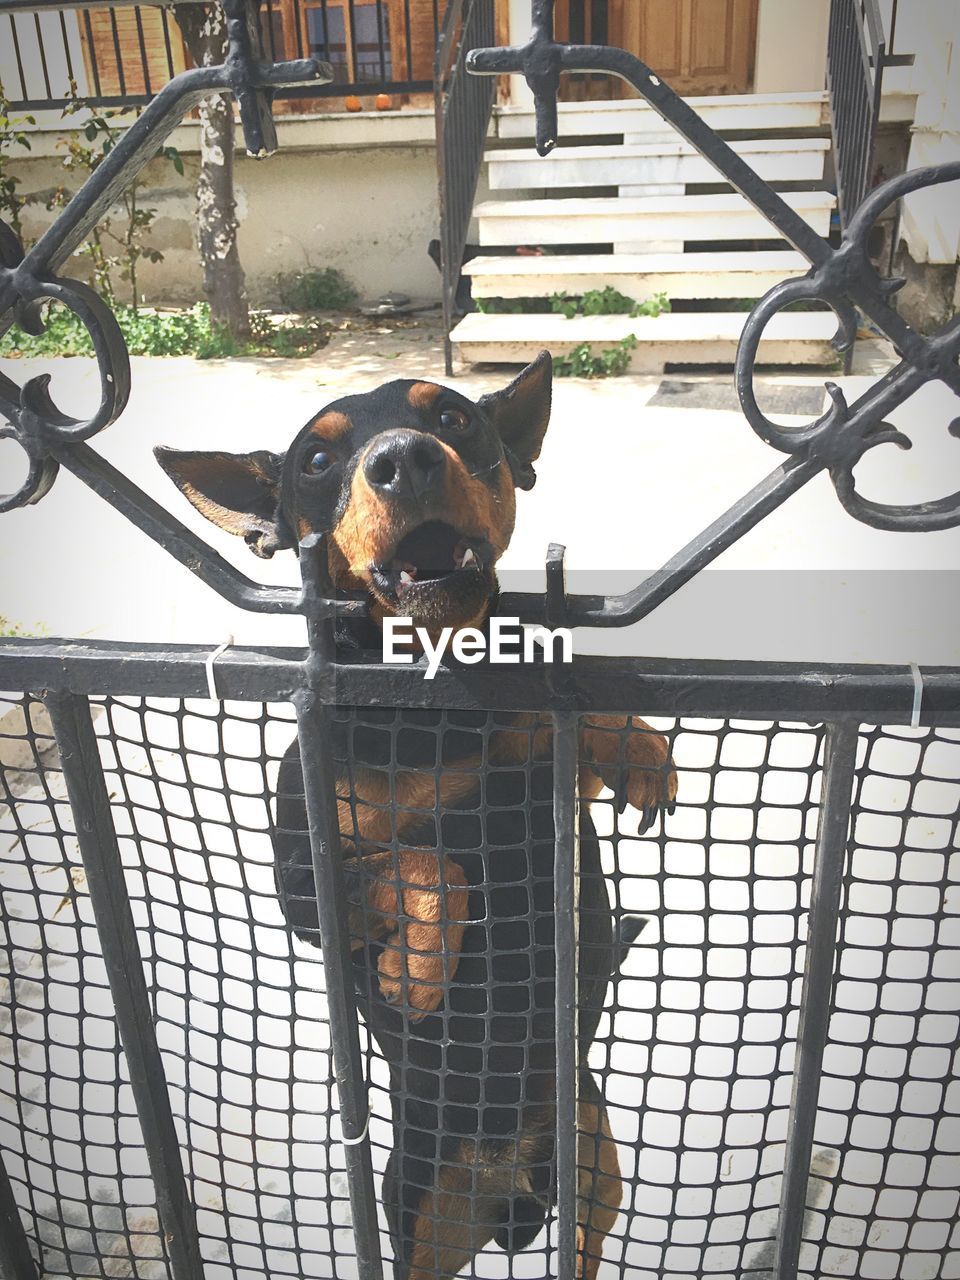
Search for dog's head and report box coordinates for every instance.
[155,352,552,631]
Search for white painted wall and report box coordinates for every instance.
[9,115,451,306]
[506,0,534,105]
[753,0,830,93]
[890,0,960,264]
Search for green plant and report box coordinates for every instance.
[555,334,638,378]
[0,301,330,360]
[0,617,47,637]
[277,267,358,312]
[474,296,549,315]
[0,83,36,242]
[551,287,671,320]
[45,86,183,309]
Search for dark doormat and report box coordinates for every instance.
[649,379,828,415]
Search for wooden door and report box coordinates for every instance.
[556,0,758,101]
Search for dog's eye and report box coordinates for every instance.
[439,408,469,431]
[304,450,332,475]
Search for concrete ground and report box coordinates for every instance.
[1,317,958,664]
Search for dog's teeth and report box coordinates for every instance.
[399,570,415,587]
[460,547,476,568]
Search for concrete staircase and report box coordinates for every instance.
[450,91,839,373]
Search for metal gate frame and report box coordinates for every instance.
[1,2,959,1279]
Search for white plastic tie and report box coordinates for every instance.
[341,1105,373,1146]
[908,662,924,729]
[205,637,234,701]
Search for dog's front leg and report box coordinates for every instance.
[343,850,469,1021]
[579,714,677,832]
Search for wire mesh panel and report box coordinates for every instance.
[1,693,958,1280]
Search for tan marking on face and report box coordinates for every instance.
[326,440,515,625]
[436,441,517,561]
[325,449,400,590]
[309,409,351,439]
[407,381,443,411]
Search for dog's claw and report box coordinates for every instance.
[637,807,656,836]
[614,779,629,815]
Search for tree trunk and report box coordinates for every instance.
[174,3,250,339]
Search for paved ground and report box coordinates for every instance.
[2,317,958,663]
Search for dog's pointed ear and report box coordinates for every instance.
[154,447,289,558]
[477,350,552,491]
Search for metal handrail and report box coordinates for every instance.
[433,0,496,375]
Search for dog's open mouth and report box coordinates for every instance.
[371,520,491,603]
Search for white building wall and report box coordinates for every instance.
[893,0,960,264]
[753,0,830,94]
[506,0,533,106]
[8,113,451,306]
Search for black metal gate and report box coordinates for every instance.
[1,3,959,1280]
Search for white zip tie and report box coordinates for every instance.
[205,636,234,701]
[341,1104,373,1146]
[908,662,924,729]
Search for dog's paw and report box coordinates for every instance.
[618,730,677,834]
[377,939,446,1021]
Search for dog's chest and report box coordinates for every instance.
[332,705,556,871]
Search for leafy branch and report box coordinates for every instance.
[551,287,671,320]
[0,82,36,241]
[44,85,183,309]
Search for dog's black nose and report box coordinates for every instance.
[364,431,445,501]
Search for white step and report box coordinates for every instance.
[474,191,835,247]
[496,91,829,142]
[485,137,830,191]
[451,310,838,372]
[464,250,811,300]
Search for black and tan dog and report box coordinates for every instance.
[157,352,676,1280]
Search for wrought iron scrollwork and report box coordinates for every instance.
[0,220,132,513]
[0,0,336,610]
[735,166,960,532]
[468,0,960,542]
[463,0,960,626]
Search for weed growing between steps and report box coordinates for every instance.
[474,296,548,314]
[475,288,669,378]
[555,335,638,378]
[550,287,671,320]
[474,288,672,320]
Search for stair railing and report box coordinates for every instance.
[434,0,496,375]
[827,0,902,230]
